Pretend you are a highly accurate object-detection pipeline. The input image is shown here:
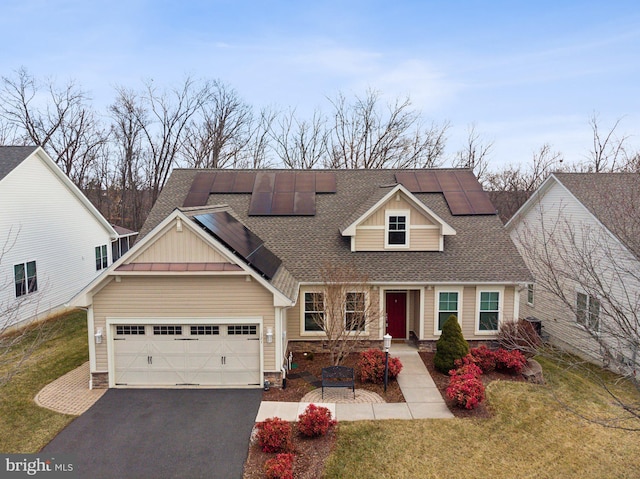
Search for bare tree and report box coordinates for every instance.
[308,262,381,365]
[181,81,253,169]
[584,113,630,173]
[326,89,448,169]
[512,184,640,429]
[453,123,493,185]
[269,108,328,169]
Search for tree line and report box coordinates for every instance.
[1,68,638,230]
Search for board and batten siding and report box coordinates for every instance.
[92,275,277,371]
[0,152,114,326]
[130,223,231,263]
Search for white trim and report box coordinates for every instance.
[381,288,411,339]
[87,306,97,372]
[300,291,326,337]
[434,287,464,336]
[385,209,411,249]
[475,286,505,335]
[418,287,425,340]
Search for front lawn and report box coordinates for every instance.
[0,310,88,452]
[323,355,640,479]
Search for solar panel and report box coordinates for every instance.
[274,171,296,192]
[254,172,276,192]
[415,171,441,192]
[442,190,472,215]
[271,192,295,215]
[433,170,460,192]
[315,172,337,193]
[293,192,315,215]
[233,172,257,192]
[395,172,420,191]
[183,172,216,207]
[295,172,315,192]
[248,192,273,215]
[193,212,281,279]
[211,172,236,193]
[465,190,497,214]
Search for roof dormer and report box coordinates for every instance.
[340,184,456,252]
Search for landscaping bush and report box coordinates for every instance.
[358,349,403,384]
[498,319,542,357]
[469,345,497,372]
[297,404,336,438]
[264,453,294,479]
[450,361,483,378]
[494,348,527,374]
[255,417,293,453]
[446,372,485,410]
[434,315,469,374]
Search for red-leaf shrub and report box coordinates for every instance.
[446,373,485,409]
[255,417,292,453]
[264,453,294,479]
[494,348,527,374]
[449,361,483,378]
[469,345,497,372]
[358,349,403,384]
[297,404,336,437]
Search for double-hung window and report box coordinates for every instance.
[385,210,409,248]
[95,245,108,271]
[576,292,600,332]
[14,261,37,297]
[527,283,534,306]
[303,292,324,332]
[345,292,366,331]
[437,291,459,332]
[478,290,500,332]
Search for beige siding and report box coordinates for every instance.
[460,286,477,337]
[503,286,516,322]
[410,229,440,250]
[360,195,434,226]
[423,288,435,339]
[131,222,231,263]
[354,229,385,250]
[93,275,276,371]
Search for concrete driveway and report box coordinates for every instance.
[42,389,262,479]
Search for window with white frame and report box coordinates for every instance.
[478,291,500,332]
[303,292,324,332]
[437,291,459,332]
[385,210,409,247]
[527,283,534,306]
[14,261,37,297]
[576,292,600,332]
[345,292,366,331]
[95,245,108,270]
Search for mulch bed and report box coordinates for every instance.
[418,351,525,419]
[262,351,405,403]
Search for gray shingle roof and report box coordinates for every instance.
[554,172,640,259]
[141,169,532,287]
[0,146,38,182]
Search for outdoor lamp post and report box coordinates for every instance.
[383,333,392,392]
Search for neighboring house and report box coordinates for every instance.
[506,173,640,373]
[74,168,531,389]
[0,146,132,329]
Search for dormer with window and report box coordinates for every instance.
[341,185,456,252]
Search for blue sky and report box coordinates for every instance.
[2,0,639,168]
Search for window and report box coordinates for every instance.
[191,325,219,335]
[438,291,459,332]
[345,292,366,331]
[116,325,145,335]
[478,291,500,332]
[304,292,324,332]
[153,325,182,335]
[14,261,37,297]
[228,325,257,335]
[576,292,600,331]
[95,245,108,270]
[387,215,407,246]
[527,284,534,306]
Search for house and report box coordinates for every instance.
[73,168,532,389]
[506,172,640,373]
[0,146,133,329]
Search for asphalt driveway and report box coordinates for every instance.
[42,389,262,479]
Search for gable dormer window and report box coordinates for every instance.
[385,210,409,248]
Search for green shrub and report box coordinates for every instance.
[434,315,469,374]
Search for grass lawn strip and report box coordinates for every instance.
[0,310,88,453]
[323,356,640,479]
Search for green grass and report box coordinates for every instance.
[324,356,640,479]
[0,310,88,453]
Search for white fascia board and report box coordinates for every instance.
[341,184,456,236]
[33,147,118,239]
[504,174,558,231]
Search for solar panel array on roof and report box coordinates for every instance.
[182,172,216,207]
[193,212,281,279]
[395,170,496,215]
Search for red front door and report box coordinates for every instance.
[386,292,406,339]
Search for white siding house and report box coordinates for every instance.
[506,173,640,375]
[0,146,120,329]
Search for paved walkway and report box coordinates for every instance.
[36,344,453,421]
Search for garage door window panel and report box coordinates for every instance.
[116,325,146,335]
[191,325,220,335]
[153,325,183,335]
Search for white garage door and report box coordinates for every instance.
[112,324,261,387]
